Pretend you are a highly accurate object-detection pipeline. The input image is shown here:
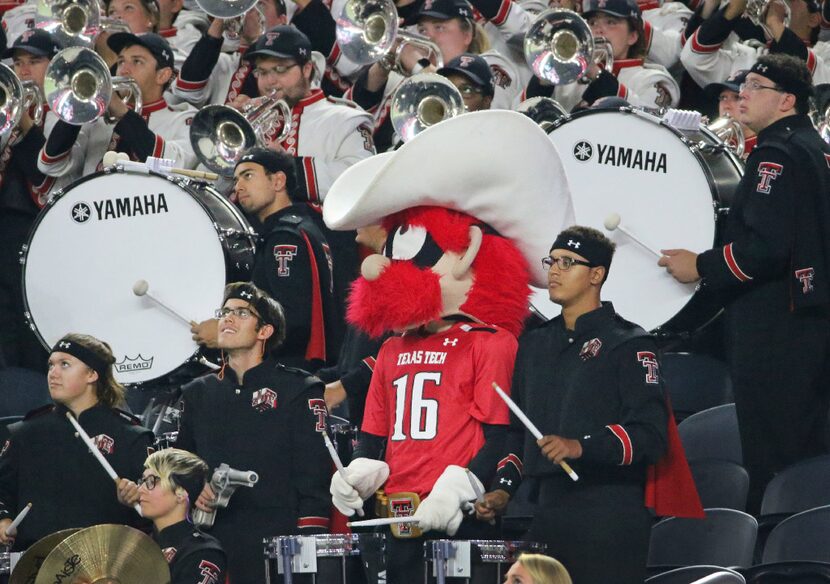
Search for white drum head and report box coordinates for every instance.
[23,172,228,384]
[537,109,717,331]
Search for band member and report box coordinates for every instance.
[139,448,227,584]
[0,334,153,550]
[704,69,757,156]
[38,32,198,181]
[660,54,830,514]
[0,29,61,371]
[176,282,331,584]
[437,53,496,111]
[192,148,341,371]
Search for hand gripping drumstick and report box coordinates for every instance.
[66,413,143,515]
[322,432,364,517]
[4,503,32,537]
[132,280,196,327]
[491,382,579,481]
[103,151,219,181]
[603,213,662,259]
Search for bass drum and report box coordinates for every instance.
[21,169,256,385]
[535,107,743,334]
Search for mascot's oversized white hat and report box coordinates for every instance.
[323,110,575,287]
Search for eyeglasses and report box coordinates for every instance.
[215,307,261,320]
[739,80,783,94]
[542,256,594,271]
[456,84,484,97]
[137,474,161,490]
[252,64,298,79]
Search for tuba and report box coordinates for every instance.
[389,73,464,142]
[194,0,265,42]
[0,64,45,141]
[523,8,614,85]
[516,96,567,132]
[189,93,293,176]
[707,114,745,158]
[337,0,443,74]
[36,0,131,48]
[44,47,142,125]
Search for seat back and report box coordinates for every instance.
[678,404,742,465]
[661,353,733,423]
[690,459,750,512]
[762,506,830,564]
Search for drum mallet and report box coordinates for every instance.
[3,503,32,537]
[466,468,495,525]
[491,382,579,481]
[322,432,364,517]
[66,412,142,515]
[347,516,421,528]
[603,213,662,259]
[132,280,196,327]
[103,151,219,181]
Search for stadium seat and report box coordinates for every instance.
[0,366,50,418]
[646,565,745,583]
[661,352,733,423]
[689,459,750,511]
[762,505,830,564]
[678,404,742,465]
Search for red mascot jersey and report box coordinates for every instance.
[362,321,517,497]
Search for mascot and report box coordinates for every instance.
[323,110,574,583]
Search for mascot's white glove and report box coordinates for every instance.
[330,458,390,517]
[413,465,482,535]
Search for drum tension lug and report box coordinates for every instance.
[430,540,471,580]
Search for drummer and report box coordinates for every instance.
[138,448,227,584]
[0,333,153,550]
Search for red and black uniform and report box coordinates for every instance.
[495,303,668,584]
[0,403,153,550]
[251,204,342,371]
[696,114,830,514]
[174,358,332,584]
[154,520,227,584]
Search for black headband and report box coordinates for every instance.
[550,233,613,270]
[51,337,109,377]
[225,285,274,326]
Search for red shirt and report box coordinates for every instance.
[362,322,517,496]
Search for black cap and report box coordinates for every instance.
[236,146,289,173]
[437,53,495,96]
[107,32,175,69]
[417,0,474,20]
[2,29,62,60]
[704,69,748,98]
[750,56,812,98]
[245,25,312,64]
[582,0,641,19]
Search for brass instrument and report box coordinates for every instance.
[707,114,745,158]
[194,0,265,42]
[36,0,131,48]
[390,72,465,142]
[516,96,567,132]
[0,64,45,142]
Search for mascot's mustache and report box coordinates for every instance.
[347,260,444,338]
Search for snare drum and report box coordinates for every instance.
[537,107,743,334]
[264,533,385,584]
[425,539,546,583]
[21,169,256,385]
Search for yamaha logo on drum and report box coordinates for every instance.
[71,202,93,224]
[115,354,154,372]
[93,193,170,221]
[573,141,594,162]
[573,139,667,173]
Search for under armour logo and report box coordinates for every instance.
[443,338,458,346]
[240,291,253,299]
[59,341,71,348]
[795,267,815,294]
[567,239,581,249]
[499,477,512,486]
[298,47,308,56]
[755,64,768,73]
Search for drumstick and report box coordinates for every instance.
[4,503,32,536]
[347,516,420,528]
[322,432,364,517]
[66,412,142,515]
[103,152,220,181]
[132,280,196,327]
[491,382,579,482]
[603,213,662,259]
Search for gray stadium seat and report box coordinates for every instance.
[678,404,742,465]
[762,506,830,564]
[661,352,733,423]
[646,566,745,583]
[690,459,750,512]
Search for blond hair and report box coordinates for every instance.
[144,448,209,503]
[516,553,573,584]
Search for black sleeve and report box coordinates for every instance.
[43,121,81,160]
[770,26,810,60]
[467,0,506,20]
[491,342,528,497]
[683,6,705,43]
[170,549,227,584]
[291,0,337,55]
[580,69,620,106]
[468,424,508,486]
[173,383,200,453]
[350,68,387,111]
[696,6,737,46]
[10,125,47,181]
[352,431,386,460]
[112,110,160,162]
[0,432,19,521]
[179,34,223,83]
[524,76,556,100]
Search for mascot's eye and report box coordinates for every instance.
[386,225,429,261]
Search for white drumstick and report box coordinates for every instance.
[132,280,196,326]
[491,382,579,482]
[66,412,142,515]
[603,213,662,259]
[322,432,364,517]
[347,516,421,528]
[4,503,32,536]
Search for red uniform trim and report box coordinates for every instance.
[612,58,644,76]
[608,424,633,465]
[491,0,512,25]
[362,356,376,371]
[175,77,208,91]
[153,134,165,158]
[723,242,752,281]
[617,83,629,99]
[300,230,327,363]
[159,27,177,38]
[298,516,330,529]
[689,29,721,54]
[643,21,654,54]
[302,157,319,203]
[497,453,524,475]
[40,148,70,165]
[328,41,341,64]
[807,49,817,74]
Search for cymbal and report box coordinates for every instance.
[10,528,81,584]
[34,524,170,584]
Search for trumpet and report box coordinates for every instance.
[36,0,131,48]
[745,0,791,28]
[516,96,566,132]
[44,47,142,125]
[524,9,614,85]
[816,105,830,145]
[194,0,265,42]
[0,64,45,141]
[707,114,745,158]
[337,0,443,74]
[390,73,464,142]
[190,93,293,176]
